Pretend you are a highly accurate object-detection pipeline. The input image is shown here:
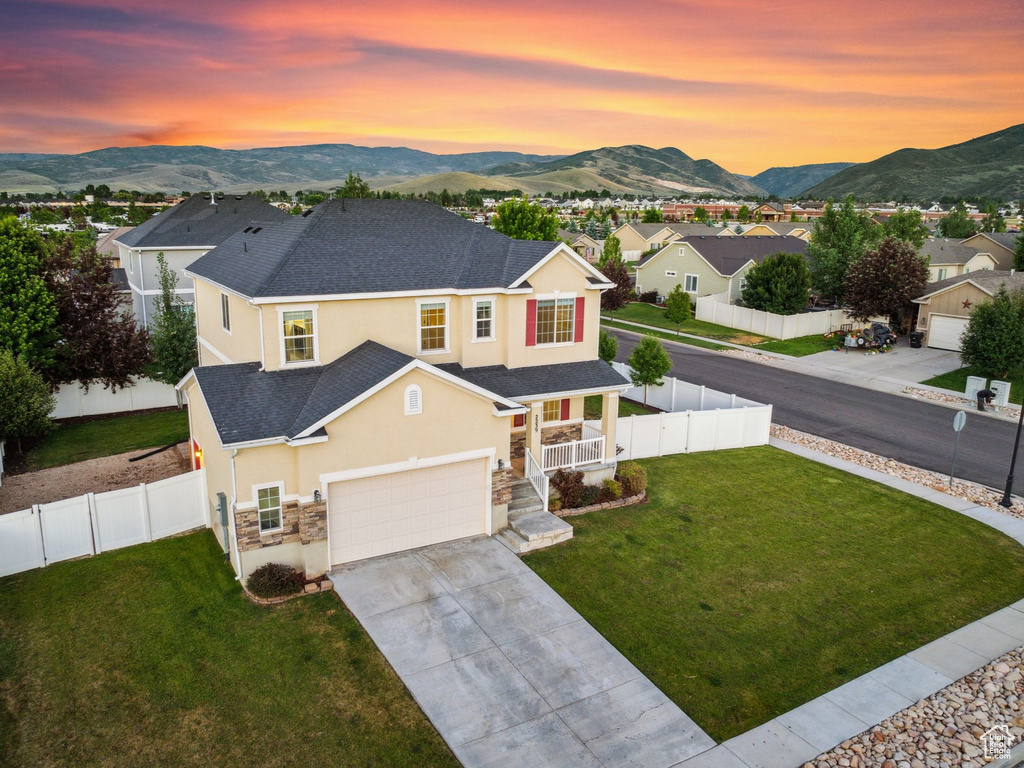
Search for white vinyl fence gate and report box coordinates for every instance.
[606,361,772,459]
[0,469,208,578]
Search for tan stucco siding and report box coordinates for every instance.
[194,279,262,365]
[917,284,991,328]
[635,244,729,298]
[964,254,998,273]
[231,367,510,505]
[960,235,1013,270]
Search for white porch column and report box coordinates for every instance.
[602,392,619,462]
[527,401,544,461]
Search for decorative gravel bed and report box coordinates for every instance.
[722,348,776,363]
[903,386,1019,419]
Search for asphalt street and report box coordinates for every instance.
[612,330,1020,493]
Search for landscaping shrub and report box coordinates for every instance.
[551,468,586,509]
[617,461,648,497]
[637,290,659,304]
[548,497,563,512]
[579,485,601,507]
[245,563,305,598]
[599,478,622,503]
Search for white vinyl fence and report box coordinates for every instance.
[695,293,881,340]
[0,469,208,578]
[51,378,180,419]
[607,361,772,459]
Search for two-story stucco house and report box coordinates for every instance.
[115,193,291,327]
[178,199,629,580]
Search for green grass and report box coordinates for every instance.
[602,319,730,351]
[0,532,459,768]
[603,302,772,344]
[26,409,190,471]
[524,448,1024,741]
[921,365,1024,405]
[584,395,655,420]
[753,334,839,357]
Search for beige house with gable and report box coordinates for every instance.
[179,199,628,580]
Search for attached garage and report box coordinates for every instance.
[327,458,489,566]
[927,315,969,351]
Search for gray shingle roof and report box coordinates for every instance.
[192,341,414,445]
[919,239,986,265]
[116,193,291,249]
[187,198,558,298]
[638,235,808,275]
[109,267,129,292]
[916,270,1024,301]
[435,360,629,400]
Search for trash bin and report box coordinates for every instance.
[909,331,924,349]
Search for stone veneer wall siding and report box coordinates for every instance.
[492,467,513,506]
[237,499,327,552]
[510,430,525,460]
[541,423,583,445]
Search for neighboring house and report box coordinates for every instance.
[178,199,628,580]
[919,239,997,282]
[912,270,1024,351]
[634,235,809,303]
[737,222,813,240]
[96,226,134,267]
[959,232,1017,270]
[115,193,291,327]
[611,223,676,260]
[753,202,788,222]
[559,229,604,262]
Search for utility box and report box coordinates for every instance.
[965,375,988,401]
[990,380,1011,406]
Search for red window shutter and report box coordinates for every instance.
[560,398,570,421]
[513,413,525,428]
[574,296,585,343]
[526,299,537,346]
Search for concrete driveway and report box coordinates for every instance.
[794,341,961,386]
[330,536,714,768]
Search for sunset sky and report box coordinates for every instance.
[2,0,1022,175]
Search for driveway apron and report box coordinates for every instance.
[330,536,715,768]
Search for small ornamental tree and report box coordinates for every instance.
[600,260,632,313]
[663,284,691,331]
[493,198,559,241]
[741,252,811,315]
[627,335,672,405]
[149,253,198,385]
[737,204,751,223]
[843,237,929,324]
[641,208,664,223]
[599,234,622,267]
[959,287,1024,379]
[0,349,54,453]
[337,171,373,199]
[693,206,710,223]
[598,329,618,363]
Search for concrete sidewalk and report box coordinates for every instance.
[330,537,715,768]
[676,438,1024,768]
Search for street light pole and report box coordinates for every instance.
[1001,400,1024,507]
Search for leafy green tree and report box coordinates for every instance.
[1013,234,1024,271]
[304,192,326,206]
[149,254,198,386]
[0,349,54,453]
[737,204,750,223]
[806,196,878,302]
[843,237,929,324]
[959,287,1024,379]
[600,260,632,313]
[493,198,559,241]
[641,209,663,224]
[663,284,691,331]
[29,207,61,224]
[981,202,1006,233]
[627,335,672,405]
[741,252,811,315]
[599,235,622,267]
[721,209,731,223]
[937,202,979,238]
[598,329,618,363]
[338,171,374,198]
[882,209,928,248]
[693,206,710,223]
[0,217,58,367]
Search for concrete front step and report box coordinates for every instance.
[508,495,544,513]
[498,510,574,554]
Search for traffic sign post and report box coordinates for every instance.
[950,410,967,490]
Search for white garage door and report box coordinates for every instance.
[328,459,488,566]
[928,315,969,351]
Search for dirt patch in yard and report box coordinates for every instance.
[0,443,190,515]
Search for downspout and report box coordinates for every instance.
[256,304,266,371]
[229,449,241,580]
[138,250,147,330]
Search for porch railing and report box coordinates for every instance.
[524,449,549,512]
[541,436,606,472]
[582,422,602,441]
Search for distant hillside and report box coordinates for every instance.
[802,124,1024,200]
[751,162,854,198]
[0,144,564,194]
[482,145,767,197]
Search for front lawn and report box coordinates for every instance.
[25,409,190,471]
[524,448,1024,741]
[601,319,729,351]
[603,302,771,345]
[753,333,838,357]
[921,365,1023,405]
[584,395,656,419]
[0,533,458,768]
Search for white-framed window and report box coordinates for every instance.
[279,307,318,365]
[684,274,699,293]
[536,297,575,345]
[937,268,948,281]
[739,278,747,292]
[543,400,561,422]
[473,298,495,341]
[404,384,422,416]
[221,293,231,333]
[256,483,283,533]
[665,270,677,277]
[417,298,449,354]
[127,251,134,274]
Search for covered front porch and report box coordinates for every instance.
[509,390,622,474]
